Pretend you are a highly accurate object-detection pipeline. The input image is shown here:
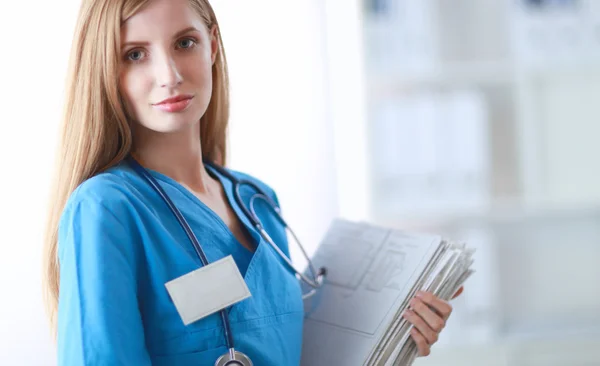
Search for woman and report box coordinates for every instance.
[42,0,461,364]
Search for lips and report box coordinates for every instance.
[154,94,193,105]
[153,94,194,113]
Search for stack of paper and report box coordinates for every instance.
[300,219,475,366]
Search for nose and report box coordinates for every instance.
[155,51,183,88]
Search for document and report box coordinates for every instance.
[300,219,475,366]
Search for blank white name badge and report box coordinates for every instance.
[165,255,251,326]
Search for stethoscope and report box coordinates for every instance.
[127,156,326,366]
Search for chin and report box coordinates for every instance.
[148,109,204,133]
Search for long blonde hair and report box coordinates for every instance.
[42,0,230,336]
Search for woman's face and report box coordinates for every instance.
[119,0,217,134]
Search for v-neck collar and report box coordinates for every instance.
[142,163,262,261]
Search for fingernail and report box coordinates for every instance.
[416,291,424,298]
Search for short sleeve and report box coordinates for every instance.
[56,198,151,366]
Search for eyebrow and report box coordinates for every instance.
[121,26,200,48]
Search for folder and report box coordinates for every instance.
[300,219,475,366]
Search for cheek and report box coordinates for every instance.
[184,53,214,90]
[119,68,149,117]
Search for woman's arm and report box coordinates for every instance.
[56,198,151,365]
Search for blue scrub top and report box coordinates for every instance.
[56,161,304,365]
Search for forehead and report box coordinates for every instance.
[121,0,205,40]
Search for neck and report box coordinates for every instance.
[131,123,216,195]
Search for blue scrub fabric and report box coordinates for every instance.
[56,161,304,365]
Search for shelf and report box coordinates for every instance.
[366,61,515,96]
[372,200,600,229]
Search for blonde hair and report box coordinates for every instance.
[42,0,230,336]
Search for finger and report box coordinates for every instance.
[410,328,431,357]
[409,297,446,334]
[451,286,464,299]
[402,309,438,345]
[416,291,453,320]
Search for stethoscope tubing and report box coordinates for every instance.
[127,156,326,357]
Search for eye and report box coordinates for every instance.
[177,37,197,49]
[126,49,145,62]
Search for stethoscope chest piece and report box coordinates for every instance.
[215,350,253,366]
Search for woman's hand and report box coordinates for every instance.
[402,286,464,357]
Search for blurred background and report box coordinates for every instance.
[1,0,598,365]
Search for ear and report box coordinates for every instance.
[209,24,219,65]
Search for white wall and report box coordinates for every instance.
[0,0,345,364]
[214,0,339,269]
[0,1,80,364]
[218,0,370,268]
